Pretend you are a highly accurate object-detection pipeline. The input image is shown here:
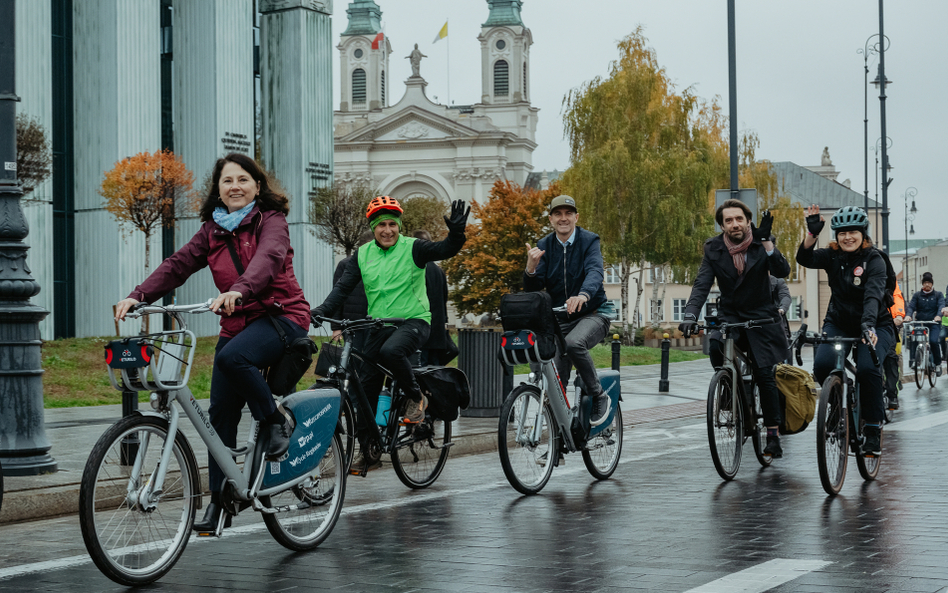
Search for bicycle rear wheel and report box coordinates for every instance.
[816,374,849,495]
[391,413,451,489]
[707,370,743,481]
[749,384,772,468]
[928,350,937,388]
[498,384,556,495]
[79,415,199,586]
[855,423,881,481]
[263,433,346,551]
[583,402,623,480]
[338,395,356,471]
[915,344,925,388]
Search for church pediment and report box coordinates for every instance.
[338,106,481,143]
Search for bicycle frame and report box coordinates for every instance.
[527,357,580,452]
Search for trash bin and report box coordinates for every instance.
[458,328,505,417]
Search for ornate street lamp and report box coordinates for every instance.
[858,35,887,213]
[903,187,917,299]
[874,0,892,253]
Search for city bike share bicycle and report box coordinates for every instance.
[793,325,882,495]
[496,306,623,495]
[311,314,454,489]
[906,320,940,389]
[696,317,775,481]
[80,301,345,585]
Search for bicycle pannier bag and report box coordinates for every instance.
[775,363,818,435]
[264,317,319,396]
[314,342,343,377]
[413,366,471,422]
[500,292,557,362]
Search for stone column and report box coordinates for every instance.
[0,0,57,476]
[260,0,335,310]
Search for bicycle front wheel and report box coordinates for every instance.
[498,384,556,495]
[707,370,743,481]
[79,415,199,586]
[816,374,849,495]
[928,350,937,388]
[263,433,346,551]
[391,414,451,489]
[338,395,356,472]
[915,344,925,388]
[855,425,881,482]
[583,401,623,480]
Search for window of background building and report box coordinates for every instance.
[650,299,664,322]
[649,266,664,284]
[352,68,366,103]
[605,265,620,284]
[672,299,687,322]
[610,299,623,322]
[493,60,509,96]
[787,296,802,321]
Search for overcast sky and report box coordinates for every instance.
[330,1,946,244]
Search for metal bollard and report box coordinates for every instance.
[611,334,621,371]
[659,332,670,392]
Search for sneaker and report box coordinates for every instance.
[862,425,882,456]
[402,395,428,424]
[763,435,783,458]
[349,453,382,475]
[589,392,612,427]
[937,367,943,377]
[266,413,295,460]
[887,396,900,410]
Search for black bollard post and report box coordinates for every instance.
[659,332,670,392]
[611,333,620,371]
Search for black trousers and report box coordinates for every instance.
[708,332,782,429]
[360,318,430,405]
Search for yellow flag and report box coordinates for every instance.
[432,21,447,44]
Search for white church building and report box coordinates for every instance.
[332,0,538,204]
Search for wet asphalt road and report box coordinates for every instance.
[0,381,946,593]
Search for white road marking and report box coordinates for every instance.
[886,410,948,432]
[682,558,832,593]
[0,442,704,581]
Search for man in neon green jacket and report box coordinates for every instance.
[312,196,468,425]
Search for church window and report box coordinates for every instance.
[353,48,363,59]
[381,70,385,105]
[352,68,366,103]
[523,63,528,99]
[494,60,509,96]
[495,39,506,50]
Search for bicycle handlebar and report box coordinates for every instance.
[125,299,216,318]
[694,317,775,333]
[905,320,941,325]
[792,325,879,367]
[311,314,406,331]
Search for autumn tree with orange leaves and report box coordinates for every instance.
[101,150,196,324]
[443,180,558,318]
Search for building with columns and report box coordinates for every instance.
[15,0,335,338]
[333,0,538,205]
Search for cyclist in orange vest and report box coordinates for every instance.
[885,283,905,410]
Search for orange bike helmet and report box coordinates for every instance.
[365,196,403,220]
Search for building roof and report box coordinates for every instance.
[889,238,943,256]
[771,161,881,210]
[342,0,382,36]
[482,0,525,28]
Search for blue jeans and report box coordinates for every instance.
[555,314,612,397]
[908,324,943,367]
[208,316,307,492]
[812,321,894,425]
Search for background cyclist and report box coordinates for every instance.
[114,153,310,532]
[679,199,790,458]
[311,197,468,435]
[524,195,613,427]
[797,205,894,456]
[886,282,906,410]
[904,271,945,376]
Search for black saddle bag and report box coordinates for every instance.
[264,317,319,396]
[413,366,471,422]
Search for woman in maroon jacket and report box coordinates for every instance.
[114,153,310,533]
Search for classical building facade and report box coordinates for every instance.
[333,0,538,204]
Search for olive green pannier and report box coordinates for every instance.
[775,363,818,435]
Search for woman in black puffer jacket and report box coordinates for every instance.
[797,205,895,457]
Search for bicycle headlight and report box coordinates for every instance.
[834,343,842,351]
[328,365,337,375]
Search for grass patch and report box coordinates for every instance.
[40,333,705,408]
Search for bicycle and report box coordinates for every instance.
[496,306,623,495]
[696,316,776,481]
[793,326,881,496]
[311,314,454,489]
[906,320,939,388]
[80,301,345,586]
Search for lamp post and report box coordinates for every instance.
[903,187,917,299]
[873,136,893,236]
[858,35,887,212]
[875,0,891,253]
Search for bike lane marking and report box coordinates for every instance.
[0,442,706,581]
[681,558,832,593]
[885,410,948,432]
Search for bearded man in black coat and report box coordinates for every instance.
[679,199,791,458]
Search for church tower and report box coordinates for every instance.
[478,0,531,104]
[339,0,390,111]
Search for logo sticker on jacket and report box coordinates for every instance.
[854,266,864,277]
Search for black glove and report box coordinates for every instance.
[678,313,698,338]
[311,308,326,325]
[444,200,470,234]
[751,210,774,242]
[806,212,824,236]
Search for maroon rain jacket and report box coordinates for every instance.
[128,205,310,338]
